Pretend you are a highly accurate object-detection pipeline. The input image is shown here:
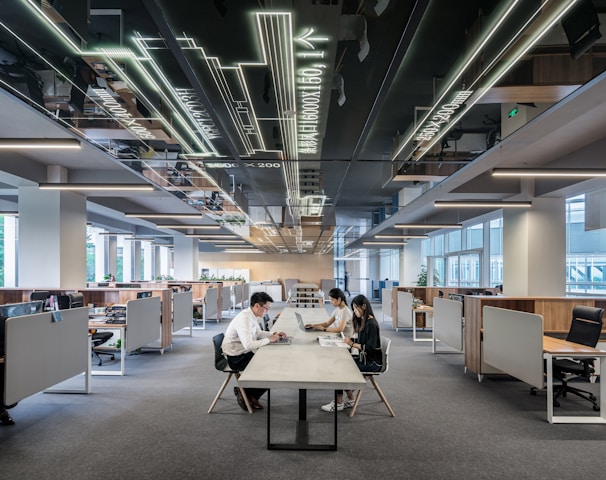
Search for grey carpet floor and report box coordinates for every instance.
[1,302,605,480]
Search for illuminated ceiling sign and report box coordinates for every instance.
[295,27,330,158]
[91,88,156,140]
[175,88,221,140]
[414,90,473,144]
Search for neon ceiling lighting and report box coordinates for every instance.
[392,0,581,162]
[125,213,203,219]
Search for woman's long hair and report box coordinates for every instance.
[351,294,375,333]
[328,287,346,305]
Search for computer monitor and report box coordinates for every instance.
[0,301,44,317]
[116,283,142,288]
[137,291,152,299]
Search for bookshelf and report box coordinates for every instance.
[289,283,322,308]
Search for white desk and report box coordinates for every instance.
[238,307,366,450]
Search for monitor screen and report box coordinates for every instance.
[137,291,152,299]
[0,301,44,317]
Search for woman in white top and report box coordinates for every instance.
[306,288,353,337]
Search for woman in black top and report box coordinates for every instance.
[321,295,382,412]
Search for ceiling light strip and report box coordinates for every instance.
[492,169,606,177]
[0,138,80,149]
[434,201,532,208]
[39,183,154,191]
[395,224,463,229]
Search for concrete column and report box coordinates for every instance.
[18,186,87,289]
[174,236,199,281]
[503,197,566,296]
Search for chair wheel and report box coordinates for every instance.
[593,405,600,412]
[554,400,560,407]
[530,389,537,396]
[589,394,597,401]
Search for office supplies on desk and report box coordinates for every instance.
[317,335,348,347]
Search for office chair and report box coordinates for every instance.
[90,330,115,366]
[208,333,252,414]
[552,305,604,410]
[349,336,396,418]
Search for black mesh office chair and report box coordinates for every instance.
[90,330,115,366]
[208,333,252,414]
[553,305,604,410]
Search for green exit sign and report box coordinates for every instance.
[508,107,519,118]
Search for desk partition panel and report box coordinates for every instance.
[395,291,413,330]
[126,297,161,352]
[382,289,392,324]
[172,291,193,332]
[204,287,219,321]
[4,307,89,405]
[432,297,463,352]
[483,306,544,389]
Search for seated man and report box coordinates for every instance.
[221,292,286,411]
[0,315,15,425]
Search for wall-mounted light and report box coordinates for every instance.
[434,200,532,208]
[0,138,81,149]
[39,183,154,191]
[492,168,606,177]
[395,223,463,229]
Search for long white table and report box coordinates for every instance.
[237,307,366,450]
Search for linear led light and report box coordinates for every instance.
[215,244,254,248]
[375,234,428,239]
[185,234,238,238]
[98,232,134,236]
[395,223,463,229]
[0,138,81,149]
[363,242,408,246]
[223,249,264,253]
[157,224,221,229]
[125,213,204,219]
[198,239,245,243]
[434,200,532,208]
[39,183,154,191]
[492,168,606,178]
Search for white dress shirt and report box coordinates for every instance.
[221,307,272,356]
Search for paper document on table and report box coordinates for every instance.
[317,335,349,347]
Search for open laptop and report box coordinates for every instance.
[296,312,314,331]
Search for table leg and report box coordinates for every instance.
[267,389,338,451]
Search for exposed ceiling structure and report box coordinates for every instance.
[1,0,606,255]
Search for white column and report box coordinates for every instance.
[174,236,199,280]
[122,239,133,282]
[503,197,566,296]
[18,186,87,289]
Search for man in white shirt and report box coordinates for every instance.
[221,292,286,410]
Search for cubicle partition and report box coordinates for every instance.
[393,291,413,331]
[463,295,606,381]
[203,287,219,327]
[381,288,392,324]
[172,291,193,334]
[4,307,90,406]
[432,297,464,354]
[125,297,162,352]
[221,285,232,314]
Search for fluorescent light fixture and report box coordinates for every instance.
[156,224,220,229]
[375,234,428,239]
[363,241,407,246]
[39,183,154,191]
[215,244,254,248]
[185,234,238,238]
[198,239,245,243]
[125,213,203,219]
[0,138,81,149]
[98,232,134,236]
[492,168,606,178]
[395,223,463,229]
[223,249,264,253]
[434,200,532,208]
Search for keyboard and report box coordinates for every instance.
[271,336,292,345]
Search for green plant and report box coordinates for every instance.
[416,265,440,286]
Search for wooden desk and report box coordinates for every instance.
[238,308,366,450]
[412,305,434,342]
[543,337,606,424]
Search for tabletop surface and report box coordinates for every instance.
[543,336,606,354]
[237,307,366,390]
